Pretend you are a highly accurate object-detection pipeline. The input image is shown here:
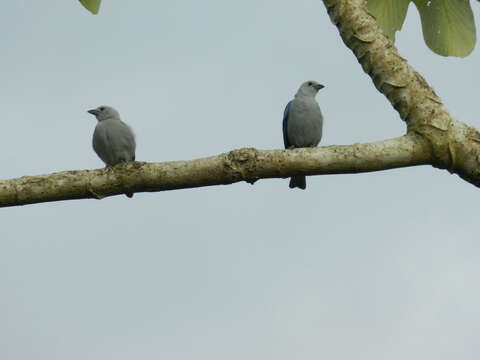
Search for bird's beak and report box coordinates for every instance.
[315,84,325,91]
[87,109,99,116]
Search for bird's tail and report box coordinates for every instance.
[289,176,306,190]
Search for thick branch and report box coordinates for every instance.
[323,0,480,187]
[0,135,429,207]
[3,0,479,207]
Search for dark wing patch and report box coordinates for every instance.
[282,100,292,149]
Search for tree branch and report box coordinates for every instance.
[2,0,479,207]
[0,134,429,207]
[323,0,480,186]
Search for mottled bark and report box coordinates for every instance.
[323,0,480,185]
[0,135,429,207]
[1,0,479,207]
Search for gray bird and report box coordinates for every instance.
[88,105,136,197]
[282,81,324,190]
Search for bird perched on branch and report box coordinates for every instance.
[282,81,324,190]
[88,105,136,197]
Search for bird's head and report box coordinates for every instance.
[87,105,120,121]
[298,81,324,97]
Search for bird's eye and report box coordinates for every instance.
[308,82,313,86]
[99,107,105,111]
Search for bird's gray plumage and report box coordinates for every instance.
[283,81,324,189]
[88,105,136,197]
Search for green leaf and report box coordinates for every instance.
[366,0,411,41]
[413,0,476,57]
[79,0,101,14]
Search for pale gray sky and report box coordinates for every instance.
[2,1,480,359]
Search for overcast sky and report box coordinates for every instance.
[2,1,480,359]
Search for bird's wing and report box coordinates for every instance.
[110,121,136,161]
[120,122,136,155]
[282,100,292,149]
